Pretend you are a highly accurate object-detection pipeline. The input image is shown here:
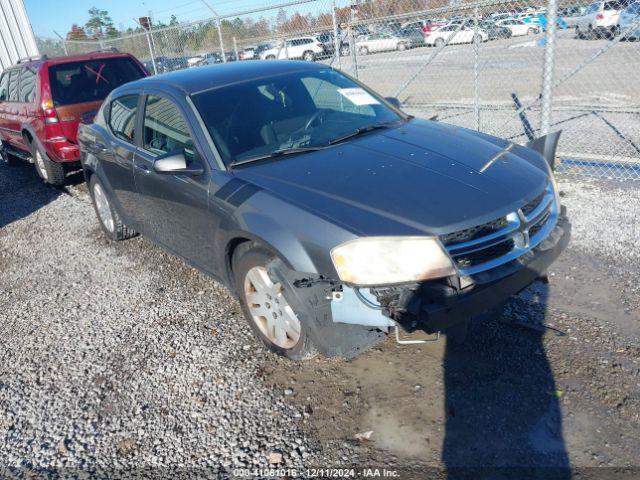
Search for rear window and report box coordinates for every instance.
[49,57,144,106]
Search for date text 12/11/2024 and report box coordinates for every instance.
[232,468,400,477]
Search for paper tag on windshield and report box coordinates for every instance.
[337,88,380,106]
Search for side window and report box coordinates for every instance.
[0,73,9,101]
[8,70,20,102]
[109,94,139,144]
[19,68,36,103]
[143,95,194,157]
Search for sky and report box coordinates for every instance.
[23,0,309,38]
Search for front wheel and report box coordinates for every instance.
[234,244,318,361]
[340,45,350,56]
[434,37,445,48]
[358,46,369,55]
[0,141,20,166]
[302,51,315,62]
[397,42,407,51]
[266,55,276,60]
[527,28,536,35]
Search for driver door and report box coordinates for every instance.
[132,92,217,271]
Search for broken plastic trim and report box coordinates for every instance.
[526,131,562,170]
[330,286,395,330]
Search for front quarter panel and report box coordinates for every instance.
[214,186,357,283]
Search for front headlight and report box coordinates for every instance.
[330,236,455,286]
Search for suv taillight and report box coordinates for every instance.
[41,100,59,124]
[596,12,604,19]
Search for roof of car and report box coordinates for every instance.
[129,60,327,95]
[6,51,137,71]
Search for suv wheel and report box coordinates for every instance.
[358,46,369,55]
[266,55,276,60]
[0,141,19,166]
[302,51,315,62]
[527,27,536,35]
[234,243,318,361]
[31,143,65,186]
[89,176,137,241]
[434,37,445,48]
[340,45,350,56]
[397,42,407,51]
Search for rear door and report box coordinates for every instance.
[132,92,216,270]
[3,69,22,148]
[16,67,38,150]
[0,71,10,143]
[100,93,142,224]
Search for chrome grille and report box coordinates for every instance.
[441,183,557,276]
[441,216,508,246]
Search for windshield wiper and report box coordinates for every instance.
[328,121,400,145]
[229,146,326,168]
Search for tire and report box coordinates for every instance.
[340,45,350,56]
[233,243,318,361]
[266,55,276,60]
[527,28,536,35]
[358,46,369,55]
[397,42,407,51]
[30,141,66,186]
[0,141,20,166]
[473,34,482,44]
[575,26,582,39]
[302,51,315,62]
[434,37,445,48]
[89,175,137,241]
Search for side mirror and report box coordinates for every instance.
[153,150,204,176]
[385,96,402,109]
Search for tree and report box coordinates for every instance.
[85,7,116,38]
[67,24,88,40]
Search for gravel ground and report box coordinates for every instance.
[1,160,639,478]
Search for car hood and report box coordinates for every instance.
[233,119,549,237]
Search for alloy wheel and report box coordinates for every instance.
[34,150,48,180]
[243,266,301,349]
[93,182,115,233]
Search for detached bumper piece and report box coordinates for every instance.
[374,211,571,334]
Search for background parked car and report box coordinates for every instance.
[496,18,540,36]
[0,51,147,185]
[558,5,588,26]
[425,25,489,47]
[152,56,189,73]
[356,33,413,54]
[479,20,513,39]
[201,52,223,65]
[576,0,630,38]
[260,37,324,61]
[397,27,427,47]
[619,1,640,38]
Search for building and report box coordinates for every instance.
[0,0,39,74]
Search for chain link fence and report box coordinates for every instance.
[38,0,640,180]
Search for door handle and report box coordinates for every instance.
[135,162,151,173]
[93,142,109,153]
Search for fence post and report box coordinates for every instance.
[332,0,341,69]
[144,28,157,74]
[473,5,480,131]
[349,2,358,78]
[540,0,559,136]
[233,36,239,61]
[217,17,226,62]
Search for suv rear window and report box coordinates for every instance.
[49,57,144,106]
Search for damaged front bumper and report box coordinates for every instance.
[337,209,571,335]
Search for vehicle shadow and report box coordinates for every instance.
[0,161,82,229]
[442,277,571,479]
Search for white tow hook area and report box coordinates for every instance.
[330,287,394,330]
[330,286,440,345]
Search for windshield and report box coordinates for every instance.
[191,69,404,165]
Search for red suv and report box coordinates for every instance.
[0,50,147,185]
